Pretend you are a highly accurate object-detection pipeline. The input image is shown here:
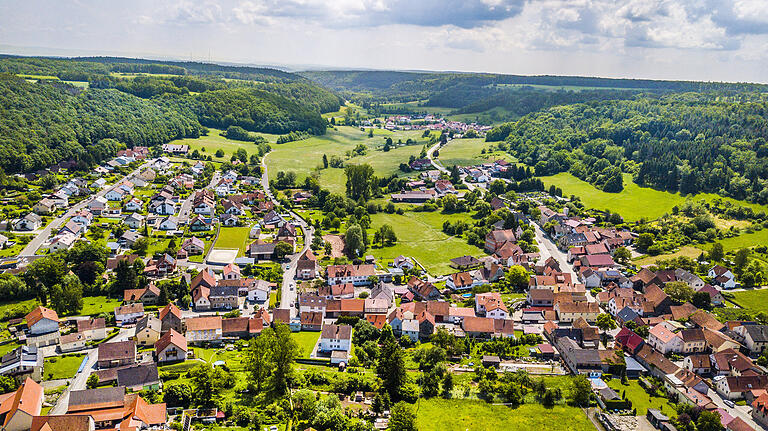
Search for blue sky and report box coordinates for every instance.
[1,0,768,82]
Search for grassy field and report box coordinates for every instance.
[369,211,484,276]
[437,138,515,167]
[80,296,122,316]
[214,227,252,256]
[44,354,85,380]
[169,128,279,159]
[633,246,704,267]
[707,229,768,252]
[607,379,676,416]
[730,289,768,314]
[415,399,594,431]
[291,331,321,358]
[266,126,428,194]
[540,172,768,222]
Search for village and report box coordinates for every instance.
[0,139,762,431]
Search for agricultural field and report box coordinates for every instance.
[415,399,594,431]
[369,211,484,276]
[540,172,768,223]
[265,126,428,194]
[437,138,515,167]
[214,227,252,256]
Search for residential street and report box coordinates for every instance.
[20,160,152,257]
[48,326,135,415]
[532,222,576,279]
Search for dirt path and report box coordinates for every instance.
[322,234,345,258]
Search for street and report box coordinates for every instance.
[532,222,576,279]
[48,326,135,415]
[20,160,152,257]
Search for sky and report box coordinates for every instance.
[1,0,768,83]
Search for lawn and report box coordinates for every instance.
[540,172,768,222]
[729,289,768,314]
[369,211,486,276]
[80,296,122,316]
[265,126,428,194]
[214,227,252,256]
[607,378,676,417]
[290,331,321,358]
[415,399,594,431]
[707,228,768,252]
[437,138,515,167]
[44,354,85,380]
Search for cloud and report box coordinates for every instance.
[140,1,224,25]
[231,0,525,28]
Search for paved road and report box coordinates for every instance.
[49,327,134,415]
[532,222,576,279]
[20,161,152,257]
[260,153,314,312]
[427,140,481,193]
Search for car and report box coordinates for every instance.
[286,264,291,269]
[724,399,735,408]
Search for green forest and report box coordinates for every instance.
[0,56,342,173]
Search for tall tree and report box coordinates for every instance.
[344,164,375,201]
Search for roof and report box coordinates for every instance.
[0,377,43,426]
[185,316,222,331]
[30,415,93,431]
[25,306,59,327]
[462,316,496,334]
[689,310,725,331]
[97,340,136,362]
[159,303,182,321]
[114,303,144,316]
[649,323,680,345]
[743,325,768,343]
[155,329,187,354]
[326,264,375,278]
[76,317,105,333]
[321,324,352,341]
[117,364,159,388]
[68,387,125,412]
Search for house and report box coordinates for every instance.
[554,301,600,323]
[24,306,59,348]
[124,198,143,212]
[60,332,87,353]
[159,304,183,334]
[299,294,327,314]
[189,216,211,232]
[209,286,239,310]
[185,316,223,345]
[709,265,737,289]
[449,255,481,270]
[0,378,43,431]
[134,315,161,346]
[735,324,768,355]
[326,264,376,286]
[0,346,43,381]
[246,279,271,303]
[155,329,187,363]
[220,213,238,227]
[680,328,706,354]
[32,198,56,215]
[296,249,318,280]
[319,324,352,354]
[484,229,516,253]
[192,286,211,311]
[119,231,143,248]
[123,283,160,305]
[67,386,166,430]
[716,375,768,400]
[684,354,712,376]
[114,303,144,326]
[124,213,145,229]
[97,340,136,368]
[300,312,323,331]
[319,283,354,299]
[77,318,107,341]
[14,213,42,231]
[407,277,441,300]
[105,188,128,202]
[181,237,205,255]
[475,292,508,319]
[117,364,160,392]
[462,317,496,338]
[248,241,276,260]
[393,255,415,270]
[158,216,178,231]
[527,288,554,307]
[446,271,482,291]
[698,284,724,307]
[647,323,683,354]
[752,392,768,429]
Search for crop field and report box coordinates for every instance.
[438,138,515,167]
[415,399,594,431]
[266,126,428,194]
[369,211,483,276]
[540,172,768,223]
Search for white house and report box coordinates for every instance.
[152,201,175,216]
[319,324,352,353]
[105,188,128,201]
[709,265,737,289]
[88,196,108,214]
[158,216,178,231]
[125,198,143,212]
[647,323,683,354]
[124,213,145,229]
[185,316,222,345]
[49,233,77,253]
[247,280,271,303]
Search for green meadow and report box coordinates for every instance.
[438,138,515,167]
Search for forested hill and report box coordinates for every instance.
[0,56,343,172]
[487,93,768,203]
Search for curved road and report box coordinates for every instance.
[260,153,314,311]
